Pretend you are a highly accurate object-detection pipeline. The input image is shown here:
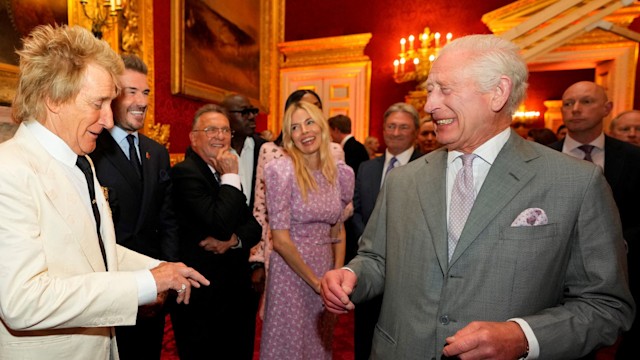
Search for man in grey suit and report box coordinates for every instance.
[348,103,422,360]
[322,34,634,359]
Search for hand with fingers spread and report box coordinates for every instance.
[320,268,357,314]
[199,234,238,255]
[150,262,210,305]
[442,321,528,360]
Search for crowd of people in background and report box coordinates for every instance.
[1,24,638,360]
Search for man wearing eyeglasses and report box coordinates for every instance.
[222,94,266,210]
[349,102,422,360]
[169,104,261,360]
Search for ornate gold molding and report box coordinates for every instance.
[70,0,167,147]
[279,33,373,69]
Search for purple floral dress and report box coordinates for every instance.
[260,156,354,360]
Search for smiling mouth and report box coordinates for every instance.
[435,119,454,125]
[301,137,315,145]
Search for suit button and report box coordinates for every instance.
[439,315,450,325]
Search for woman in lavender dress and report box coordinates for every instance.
[260,101,354,359]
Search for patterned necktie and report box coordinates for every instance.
[126,134,142,178]
[448,153,477,261]
[578,144,595,162]
[385,156,398,176]
[76,156,108,270]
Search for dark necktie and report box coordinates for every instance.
[578,144,595,162]
[448,153,477,261]
[213,171,221,185]
[76,156,108,270]
[126,134,142,178]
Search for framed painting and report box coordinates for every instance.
[171,0,282,112]
[0,0,68,105]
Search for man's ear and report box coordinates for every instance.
[189,131,197,148]
[604,101,613,117]
[491,76,512,112]
[45,97,61,114]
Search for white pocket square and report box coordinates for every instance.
[511,208,548,227]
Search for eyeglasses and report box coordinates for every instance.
[384,123,414,132]
[228,107,259,117]
[192,126,233,137]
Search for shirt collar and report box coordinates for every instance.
[340,134,354,147]
[109,125,138,145]
[386,146,415,166]
[563,132,605,151]
[24,119,78,168]
[447,127,511,166]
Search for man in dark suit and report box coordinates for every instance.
[222,93,267,299]
[329,114,370,176]
[323,35,633,359]
[92,54,179,360]
[549,81,640,359]
[349,102,421,360]
[170,104,261,360]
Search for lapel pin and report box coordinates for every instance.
[146,152,150,159]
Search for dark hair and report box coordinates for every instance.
[276,89,323,145]
[328,114,351,133]
[121,54,148,75]
[528,128,558,145]
[284,89,322,113]
[556,124,566,135]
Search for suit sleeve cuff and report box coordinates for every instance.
[509,318,540,359]
[135,270,158,306]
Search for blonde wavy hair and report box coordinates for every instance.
[282,101,337,200]
[12,24,123,123]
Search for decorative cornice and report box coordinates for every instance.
[279,33,372,68]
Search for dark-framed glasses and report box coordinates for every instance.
[192,126,233,137]
[229,107,259,117]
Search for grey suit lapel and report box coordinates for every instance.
[416,149,449,274]
[449,132,540,265]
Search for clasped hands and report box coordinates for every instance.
[320,269,528,360]
[199,234,238,254]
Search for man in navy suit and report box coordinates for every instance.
[92,54,179,360]
[329,114,370,176]
[549,81,640,359]
[349,102,422,360]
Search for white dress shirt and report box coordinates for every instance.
[380,146,415,186]
[25,120,157,306]
[238,137,255,205]
[561,132,605,171]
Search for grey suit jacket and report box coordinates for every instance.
[348,131,634,359]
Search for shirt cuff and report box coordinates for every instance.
[232,236,242,249]
[220,173,241,190]
[341,266,355,274]
[509,318,540,359]
[135,270,158,306]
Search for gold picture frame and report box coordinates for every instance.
[0,0,69,105]
[170,0,282,112]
